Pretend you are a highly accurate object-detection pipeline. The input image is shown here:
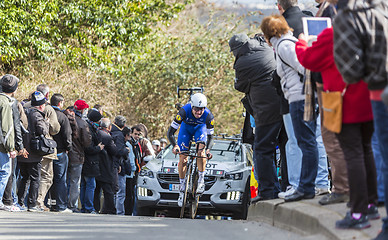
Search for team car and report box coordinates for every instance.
[136,135,253,219]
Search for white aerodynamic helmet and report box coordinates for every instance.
[191,93,207,108]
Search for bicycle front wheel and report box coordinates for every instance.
[190,170,199,219]
[180,164,192,219]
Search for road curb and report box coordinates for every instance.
[247,197,372,240]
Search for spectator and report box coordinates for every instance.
[333,0,388,236]
[299,23,377,230]
[152,140,162,155]
[81,109,103,214]
[228,33,282,202]
[67,99,92,212]
[134,124,154,167]
[159,138,168,150]
[23,84,61,211]
[111,115,129,215]
[0,75,17,210]
[276,0,330,198]
[93,118,117,214]
[50,93,73,213]
[123,127,136,215]
[0,75,27,212]
[128,125,144,216]
[261,15,319,202]
[294,6,349,205]
[17,91,49,212]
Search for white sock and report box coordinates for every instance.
[180,178,185,185]
[198,171,205,182]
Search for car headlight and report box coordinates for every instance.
[225,172,243,180]
[139,167,154,178]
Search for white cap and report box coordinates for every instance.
[152,140,160,146]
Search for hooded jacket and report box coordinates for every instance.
[233,37,282,126]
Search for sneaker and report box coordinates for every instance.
[336,212,371,229]
[14,203,27,212]
[28,207,44,212]
[58,208,73,213]
[196,180,205,194]
[315,187,330,196]
[0,203,6,211]
[39,205,50,212]
[71,208,81,213]
[319,193,349,205]
[367,205,380,220]
[89,210,98,214]
[178,192,184,207]
[278,186,296,199]
[4,205,21,212]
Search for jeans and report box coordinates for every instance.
[3,157,16,205]
[80,176,96,213]
[254,120,282,198]
[115,174,126,215]
[67,163,82,210]
[289,100,318,195]
[52,152,69,211]
[372,132,385,203]
[371,100,388,229]
[315,115,329,189]
[0,152,11,204]
[283,113,302,189]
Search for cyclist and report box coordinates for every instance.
[167,93,214,207]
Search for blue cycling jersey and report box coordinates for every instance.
[170,103,214,151]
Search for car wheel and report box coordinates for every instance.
[233,180,250,220]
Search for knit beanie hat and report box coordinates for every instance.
[88,109,102,123]
[31,91,46,106]
[1,74,19,93]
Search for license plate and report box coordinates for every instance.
[169,184,179,191]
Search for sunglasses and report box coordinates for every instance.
[193,107,205,112]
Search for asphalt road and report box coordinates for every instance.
[0,211,310,240]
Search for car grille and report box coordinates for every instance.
[158,174,180,183]
[160,193,211,201]
[157,173,217,191]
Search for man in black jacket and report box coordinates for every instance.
[17,91,49,212]
[93,118,117,214]
[51,94,73,213]
[111,115,129,215]
[81,109,103,214]
[229,33,282,202]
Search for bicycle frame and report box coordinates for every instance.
[179,143,207,219]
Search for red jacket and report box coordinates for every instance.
[295,27,373,124]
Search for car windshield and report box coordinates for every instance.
[160,140,242,162]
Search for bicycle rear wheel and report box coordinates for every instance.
[180,164,192,218]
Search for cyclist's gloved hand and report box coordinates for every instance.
[173,145,180,155]
[206,149,212,160]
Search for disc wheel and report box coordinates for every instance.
[180,164,192,218]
